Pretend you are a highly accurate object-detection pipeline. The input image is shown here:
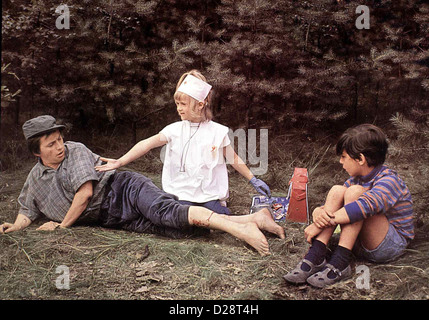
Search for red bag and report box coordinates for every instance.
[286,168,309,224]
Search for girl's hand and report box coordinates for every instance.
[250,177,271,197]
[95,157,121,172]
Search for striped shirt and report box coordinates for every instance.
[343,165,414,240]
[18,141,115,223]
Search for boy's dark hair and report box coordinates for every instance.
[27,128,64,155]
[336,124,388,167]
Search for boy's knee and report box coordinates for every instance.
[327,185,347,201]
[344,185,366,203]
[326,185,347,205]
[329,185,347,196]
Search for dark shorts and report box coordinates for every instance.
[98,171,207,238]
[178,199,231,215]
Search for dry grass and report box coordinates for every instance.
[1,132,428,300]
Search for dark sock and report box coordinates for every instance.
[327,245,352,279]
[301,239,327,272]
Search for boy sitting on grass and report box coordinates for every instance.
[284,124,414,288]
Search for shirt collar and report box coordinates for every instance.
[34,159,53,178]
[359,165,385,183]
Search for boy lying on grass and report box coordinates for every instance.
[284,124,414,288]
[0,115,285,256]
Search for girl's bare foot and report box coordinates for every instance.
[238,222,271,256]
[253,208,286,239]
[187,207,270,256]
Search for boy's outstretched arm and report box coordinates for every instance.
[36,180,94,231]
[95,134,167,172]
[60,180,94,228]
[0,213,32,234]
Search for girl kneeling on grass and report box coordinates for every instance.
[96,70,271,215]
[284,124,414,288]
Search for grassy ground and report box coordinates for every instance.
[1,132,428,300]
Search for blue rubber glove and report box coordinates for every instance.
[250,177,271,197]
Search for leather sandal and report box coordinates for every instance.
[283,258,326,285]
[306,263,352,288]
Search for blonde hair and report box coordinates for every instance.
[174,69,213,122]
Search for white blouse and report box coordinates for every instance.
[160,120,230,203]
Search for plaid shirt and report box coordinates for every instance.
[18,141,115,223]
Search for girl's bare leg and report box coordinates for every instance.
[187,206,271,256]
[223,208,285,239]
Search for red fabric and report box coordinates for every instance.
[287,168,309,223]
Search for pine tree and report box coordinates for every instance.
[2,0,428,143]
[203,0,299,128]
[390,110,429,226]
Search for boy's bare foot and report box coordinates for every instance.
[253,209,286,239]
[238,222,271,256]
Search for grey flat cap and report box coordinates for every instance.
[22,115,66,140]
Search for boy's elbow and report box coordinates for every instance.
[84,189,93,201]
[77,182,94,202]
[82,186,93,201]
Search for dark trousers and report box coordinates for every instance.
[99,171,208,238]
[178,199,231,215]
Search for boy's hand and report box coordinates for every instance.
[312,207,336,228]
[0,222,20,234]
[36,221,61,231]
[304,223,322,243]
[1,214,32,234]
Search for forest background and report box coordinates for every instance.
[1,0,428,300]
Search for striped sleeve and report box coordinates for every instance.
[344,174,409,223]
